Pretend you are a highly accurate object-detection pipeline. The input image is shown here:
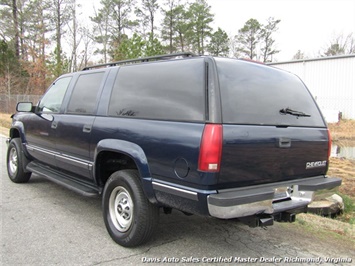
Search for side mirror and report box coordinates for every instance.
[16,102,33,112]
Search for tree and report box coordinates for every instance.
[24,0,52,93]
[161,0,184,53]
[145,34,164,56]
[292,50,306,60]
[136,0,159,40]
[110,0,137,49]
[91,0,112,63]
[114,32,164,60]
[50,0,72,76]
[66,0,80,72]
[91,0,136,62]
[0,39,27,96]
[322,33,355,56]
[76,26,94,70]
[207,27,229,56]
[115,33,145,59]
[0,0,27,59]
[174,4,189,52]
[236,18,261,60]
[186,0,214,54]
[11,0,20,58]
[260,17,280,62]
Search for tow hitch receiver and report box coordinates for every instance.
[275,212,296,223]
[239,215,274,228]
[240,212,297,228]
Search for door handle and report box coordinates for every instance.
[83,125,92,133]
[51,121,58,129]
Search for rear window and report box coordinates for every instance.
[108,58,205,121]
[216,58,325,127]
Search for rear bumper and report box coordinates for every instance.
[207,176,342,219]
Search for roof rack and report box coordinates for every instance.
[82,52,198,71]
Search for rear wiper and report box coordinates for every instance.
[279,107,311,117]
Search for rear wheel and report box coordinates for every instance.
[7,138,31,183]
[102,169,159,247]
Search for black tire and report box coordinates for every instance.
[7,138,31,183]
[102,169,159,247]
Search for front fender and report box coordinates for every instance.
[94,139,157,203]
[9,122,32,173]
[9,120,25,141]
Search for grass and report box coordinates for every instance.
[328,119,355,141]
[0,113,12,128]
[0,113,11,136]
[341,194,355,224]
[294,213,355,244]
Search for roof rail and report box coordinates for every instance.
[82,52,198,71]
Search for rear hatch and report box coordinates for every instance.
[215,58,329,189]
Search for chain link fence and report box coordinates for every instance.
[0,94,42,114]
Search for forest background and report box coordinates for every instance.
[1,0,355,97]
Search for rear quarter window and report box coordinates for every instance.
[67,72,105,114]
[216,58,325,127]
[108,58,206,122]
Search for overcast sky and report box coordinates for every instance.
[78,0,355,62]
[209,0,355,61]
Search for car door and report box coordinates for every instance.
[24,76,73,167]
[54,71,106,181]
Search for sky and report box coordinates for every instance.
[77,0,355,62]
[208,0,355,61]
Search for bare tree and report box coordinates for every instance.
[50,0,72,75]
[136,0,159,40]
[322,32,355,56]
[260,17,280,62]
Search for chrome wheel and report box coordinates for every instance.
[8,147,18,176]
[109,186,134,232]
[103,170,159,247]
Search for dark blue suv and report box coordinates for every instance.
[6,53,341,247]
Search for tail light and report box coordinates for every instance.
[327,128,332,159]
[198,124,223,172]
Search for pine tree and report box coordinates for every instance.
[207,27,229,56]
[186,0,214,54]
[236,18,261,60]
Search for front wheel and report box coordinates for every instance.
[102,170,159,247]
[7,138,31,183]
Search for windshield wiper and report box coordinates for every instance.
[279,107,311,117]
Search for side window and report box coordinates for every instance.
[67,72,105,114]
[108,59,205,121]
[38,77,72,113]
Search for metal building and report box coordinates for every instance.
[269,54,355,122]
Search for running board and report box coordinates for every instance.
[26,162,100,197]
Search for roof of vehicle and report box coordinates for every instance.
[82,52,198,71]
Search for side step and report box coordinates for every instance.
[26,162,100,197]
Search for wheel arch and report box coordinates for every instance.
[9,120,29,143]
[93,139,157,204]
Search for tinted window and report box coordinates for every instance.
[216,58,325,127]
[108,59,205,121]
[38,77,72,113]
[67,72,104,114]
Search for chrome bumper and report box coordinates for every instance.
[207,176,342,219]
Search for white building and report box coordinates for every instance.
[269,55,355,122]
